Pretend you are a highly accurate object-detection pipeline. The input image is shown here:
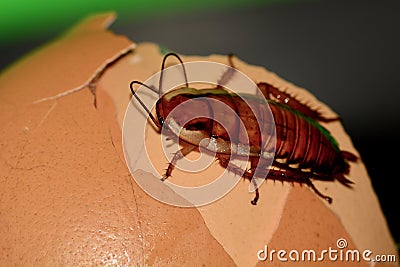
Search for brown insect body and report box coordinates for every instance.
[258,83,357,183]
[130,53,357,205]
[155,88,275,158]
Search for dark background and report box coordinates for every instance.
[1,0,399,248]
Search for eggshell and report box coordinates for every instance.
[0,13,397,266]
[0,13,234,266]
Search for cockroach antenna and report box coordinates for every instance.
[130,81,161,127]
[159,52,189,97]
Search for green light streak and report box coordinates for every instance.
[0,0,299,45]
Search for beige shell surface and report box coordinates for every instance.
[0,13,233,266]
[0,13,397,266]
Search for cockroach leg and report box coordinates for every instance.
[218,155,261,204]
[251,189,260,205]
[249,159,261,205]
[257,82,339,122]
[248,157,259,174]
[223,55,337,123]
[227,53,235,68]
[162,144,197,181]
[218,156,252,179]
[267,170,333,204]
[306,179,333,204]
[271,162,334,203]
[217,54,237,88]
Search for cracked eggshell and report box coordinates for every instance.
[0,13,234,266]
[0,12,398,267]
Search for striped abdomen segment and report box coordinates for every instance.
[270,102,344,174]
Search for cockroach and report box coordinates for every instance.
[130,53,357,205]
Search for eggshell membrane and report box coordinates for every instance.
[0,12,398,267]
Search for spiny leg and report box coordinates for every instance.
[257,82,339,123]
[272,161,333,204]
[162,144,197,181]
[218,156,260,205]
[248,157,284,205]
